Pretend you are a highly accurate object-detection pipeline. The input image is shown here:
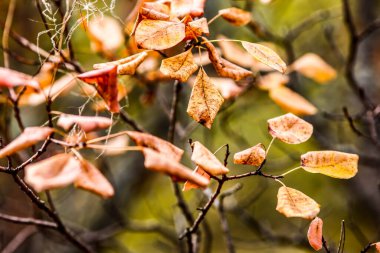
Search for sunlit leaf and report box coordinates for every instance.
[301,151,359,179]
[57,114,112,133]
[276,186,320,219]
[267,113,313,144]
[0,67,39,90]
[234,143,266,166]
[171,0,205,18]
[160,49,199,82]
[219,7,251,26]
[183,166,210,191]
[93,52,149,75]
[191,141,229,176]
[307,217,323,251]
[186,18,209,38]
[257,72,289,91]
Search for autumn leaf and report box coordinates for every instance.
[186,18,209,38]
[160,49,199,82]
[135,20,186,50]
[307,217,323,251]
[0,67,39,90]
[32,62,56,88]
[24,154,81,192]
[171,0,205,18]
[290,53,337,84]
[191,0,206,17]
[217,35,255,68]
[191,141,229,176]
[242,41,287,73]
[100,135,129,156]
[257,72,289,91]
[57,114,112,133]
[375,243,380,252]
[140,7,170,21]
[187,68,224,129]
[219,7,251,26]
[234,143,266,166]
[267,113,313,144]
[269,86,318,116]
[212,77,244,99]
[301,151,359,179]
[276,186,320,219]
[183,166,210,191]
[0,127,54,158]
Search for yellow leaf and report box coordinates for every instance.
[93,52,149,75]
[269,86,318,116]
[242,41,287,73]
[267,113,313,144]
[301,151,359,179]
[307,217,323,251]
[257,72,289,91]
[233,143,266,166]
[187,68,224,129]
[219,7,251,26]
[276,186,320,219]
[135,20,185,50]
[191,141,229,176]
[160,49,199,82]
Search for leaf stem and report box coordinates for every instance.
[280,166,302,177]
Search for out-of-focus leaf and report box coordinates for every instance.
[171,0,205,18]
[93,51,148,75]
[217,35,255,68]
[219,7,251,26]
[160,49,199,82]
[57,114,112,133]
[234,143,266,166]
[183,166,210,191]
[100,135,129,156]
[0,67,39,89]
[375,242,380,252]
[257,72,289,91]
[212,77,244,99]
[307,217,323,251]
[191,141,229,176]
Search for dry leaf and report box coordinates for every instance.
[57,114,112,133]
[307,217,323,251]
[301,151,359,179]
[234,143,266,166]
[291,53,337,84]
[187,68,224,129]
[0,127,54,158]
[276,186,320,219]
[142,148,209,188]
[217,35,255,68]
[0,67,39,90]
[24,154,81,192]
[135,20,186,50]
[191,0,206,17]
[212,77,244,99]
[160,49,199,82]
[375,243,380,252]
[183,166,210,191]
[269,86,318,116]
[267,113,313,144]
[219,7,251,26]
[126,131,184,162]
[191,141,229,176]
[171,0,205,18]
[242,41,287,73]
[140,7,170,21]
[143,2,170,16]
[257,72,289,91]
[77,65,119,113]
[74,159,114,198]
[186,18,209,38]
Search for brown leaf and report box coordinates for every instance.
[269,86,318,116]
[375,242,380,252]
[77,65,119,113]
[160,49,199,82]
[291,53,337,84]
[276,186,320,219]
[24,154,81,192]
[217,35,255,68]
[242,41,287,73]
[0,127,54,158]
[219,7,251,26]
[93,51,149,75]
[187,68,224,129]
[135,20,186,50]
[57,114,112,133]
[301,151,359,179]
[74,159,114,198]
[183,166,211,191]
[142,148,209,188]
[186,18,209,38]
[140,7,170,21]
[191,0,206,17]
[267,113,313,144]
[0,67,39,90]
[257,72,289,91]
[143,2,170,16]
[191,141,229,176]
[307,217,323,251]
[100,135,130,156]
[212,77,244,99]
[234,143,266,166]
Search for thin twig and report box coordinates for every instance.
[322,236,330,253]
[2,0,16,68]
[337,220,346,253]
[0,212,57,228]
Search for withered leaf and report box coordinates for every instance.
[307,217,323,251]
[212,77,244,99]
[187,68,224,129]
[191,141,229,176]
[101,135,129,156]
[140,7,170,21]
[301,151,359,179]
[186,18,209,38]
[183,166,210,191]
[0,67,39,90]
[267,113,313,144]
[234,143,266,166]
[0,127,54,158]
[217,35,255,68]
[219,7,251,26]
[257,72,289,91]
[57,114,112,133]
[171,0,205,18]
[276,186,320,219]
[160,49,199,82]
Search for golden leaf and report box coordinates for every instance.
[183,166,210,191]
[257,72,289,91]
[307,217,323,251]
[191,141,229,176]
[187,68,224,129]
[57,114,112,133]
[242,41,287,73]
[269,86,318,116]
[135,20,186,50]
[267,113,313,144]
[276,186,320,219]
[234,143,266,166]
[301,151,359,179]
[219,7,251,26]
[160,49,199,82]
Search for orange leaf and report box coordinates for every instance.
[217,35,255,68]
[0,67,39,90]
[187,68,224,129]
[375,242,380,252]
[212,77,244,99]
[140,7,170,21]
[0,127,54,158]
[77,65,119,113]
[267,113,313,144]
[160,49,199,82]
[276,186,320,219]
[183,166,211,191]
[191,141,229,176]
[186,18,209,38]
[257,72,289,91]
[234,143,266,166]
[171,0,205,18]
[57,114,112,133]
[219,7,251,26]
[269,86,318,116]
[307,217,323,251]
[135,20,185,50]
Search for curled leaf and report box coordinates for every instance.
[257,72,289,91]
[183,166,210,191]
[307,217,323,251]
[191,141,229,176]
[276,186,320,219]
[234,143,266,166]
[301,151,359,179]
[57,114,112,133]
[268,113,313,144]
[0,127,54,158]
[160,49,199,82]
[0,67,39,89]
[219,7,251,26]
[94,51,149,75]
